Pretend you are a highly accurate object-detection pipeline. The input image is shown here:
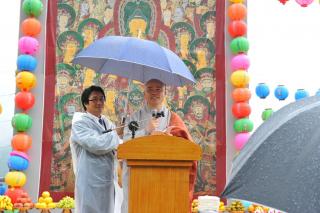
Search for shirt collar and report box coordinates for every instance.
[144,104,166,113]
[86,112,103,122]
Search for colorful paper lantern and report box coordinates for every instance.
[11,133,32,152]
[17,55,38,72]
[5,188,25,204]
[0,103,2,114]
[279,0,289,4]
[228,3,247,21]
[234,118,254,133]
[15,91,35,111]
[231,54,250,71]
[295,89,309,100]
[10,151,30,161]
[315,89,320,96]
[18,36,39,55]
[21,17,41,37]
[255,83,270,99]
[230,37,249,54]
[228,20,247,38]
[274,85,289,101]
[0,184,7,195]
[234,132,250,150]
[11,113,33,132]
[16,71,37,91]
[230,70,250,87]
[232,88,251,102]
[8,155,29,171]
[295,0,314,7]
[262,108,274,121]
[22,0,44,17]
[5,171,27,188]
[232,102,251,118]
[230,0,245,2]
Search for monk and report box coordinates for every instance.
[121,79,197,213]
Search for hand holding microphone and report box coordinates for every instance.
[146,117,160,133]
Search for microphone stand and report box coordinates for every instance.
[103,111,165,139]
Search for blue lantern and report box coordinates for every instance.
[274,85,289,100]
[255,83,270,99]
[0,184,6,195]
[315,89,320,96]
[295,89,309,100]
[17,54,38,72]
[7,155,29,171]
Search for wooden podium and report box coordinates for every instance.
[118,135,201,213]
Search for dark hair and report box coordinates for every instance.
[81,85,106,111]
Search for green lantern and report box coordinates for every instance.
[12,113,32,132]
[22,0,43,17]
[233,118,254,133]
[230,37,249,54]
[262,108,273,121]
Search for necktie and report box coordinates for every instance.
[98,118,104,126]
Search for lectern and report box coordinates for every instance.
[118,135,202,213]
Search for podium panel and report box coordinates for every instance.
[118,135,201,213]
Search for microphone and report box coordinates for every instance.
[103,110,165,136]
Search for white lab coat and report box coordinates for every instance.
[70,112,121,213]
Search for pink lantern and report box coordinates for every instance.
[295,0,314,7]
[18,36,39,55]
[231,54,250,71]
[234,132,250,151]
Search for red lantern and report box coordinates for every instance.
[5,188,25,204]
[232,88,251,102]
[228,3,247,20]
[15,91,35,111]
[279,0,289,4]
[12,133,32,152]
[232,102,251,118]
[228,20,247,38]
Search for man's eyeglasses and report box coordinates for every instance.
[88,97,105,103]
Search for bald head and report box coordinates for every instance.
[145,79,165,87]
[144,79,165,110]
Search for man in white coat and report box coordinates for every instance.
[70,85,122,213]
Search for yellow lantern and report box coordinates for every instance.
[230,70,250,87]
[0,102,2,114]
[230,0,245,3]
[5,171,27,187]
[16,71,37,91]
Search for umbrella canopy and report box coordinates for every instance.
[221,96,320,213]
[72,36,195,86]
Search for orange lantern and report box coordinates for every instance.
[15,91,35,111]
[5,171,27,188]
[12,133,32,152]
[0,102,2,114]
[228,3,247,21]
[230,70,250,87]
[232,102,251,118]
[16,71,37,91]
[21,17,41,37]
[232,88,251,102]
[228,20,247,38]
